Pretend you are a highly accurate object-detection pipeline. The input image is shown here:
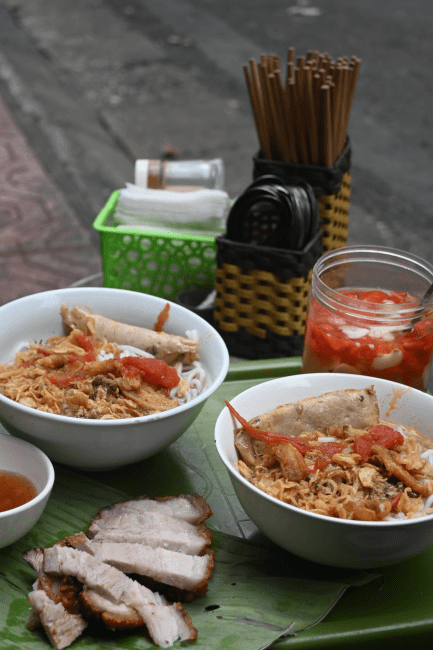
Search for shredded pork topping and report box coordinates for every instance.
[236,414,433,521]
[0,329,183,419]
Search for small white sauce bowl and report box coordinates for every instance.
[0,433,55,549]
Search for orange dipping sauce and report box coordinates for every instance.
[0,470,38,512]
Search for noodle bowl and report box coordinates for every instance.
[0,287,229,470]
[215,373,433,568]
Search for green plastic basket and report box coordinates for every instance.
[93,191,220,302]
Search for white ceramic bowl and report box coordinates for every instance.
[0,287,229,470]
[215,373,433,569]
[0,433,54,548]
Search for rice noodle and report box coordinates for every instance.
[236,417,433,522]
[0,326,207,419]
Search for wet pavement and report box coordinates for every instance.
[0,95,102,305]
[0,0,432,307]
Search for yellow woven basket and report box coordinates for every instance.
[318,170,351,251]
[213,230,323,359]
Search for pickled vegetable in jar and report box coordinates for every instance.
[302,246,433,391]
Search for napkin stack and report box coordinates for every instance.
[114,183,230,235]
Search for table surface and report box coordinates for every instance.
[1,357,433,650]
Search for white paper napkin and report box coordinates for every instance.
[113,183,229,233]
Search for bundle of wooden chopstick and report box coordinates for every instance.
[243,48,361,167]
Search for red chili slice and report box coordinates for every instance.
[74,332,97,361]
[357,290,391,304]
[391,492,402,510]
[47,370,86,388]
[224,400,312,454]
[388,291,413,304]
[309,458,330,472]
[37,348,51,356]
[20,360,34,368]
[120,356,180,389]
[154,303,170,332]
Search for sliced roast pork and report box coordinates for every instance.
[43,545,197,648]
[22,545,86,644]
[24,493,214,648]
[66,533,214,593]
[28,591,87,650]
[89,494,212,528]
[89,524,212,556]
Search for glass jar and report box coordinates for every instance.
[302,245,433,391]
[134,158,224,191]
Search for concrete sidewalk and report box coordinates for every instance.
[1,0,432,310]
[0,95,102,306]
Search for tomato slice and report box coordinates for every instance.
[318,441,344,459]
[353,425,404,462]
[352,435,373,463]
[120,356,180,389]
[368,424,404,448]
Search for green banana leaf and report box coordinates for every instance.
[0,466,379,650]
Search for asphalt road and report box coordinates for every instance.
[0,0,432,258]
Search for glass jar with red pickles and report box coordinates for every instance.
[302,246,433,391]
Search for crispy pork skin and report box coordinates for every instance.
[79,588,145,630]
[22,547,82,617]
